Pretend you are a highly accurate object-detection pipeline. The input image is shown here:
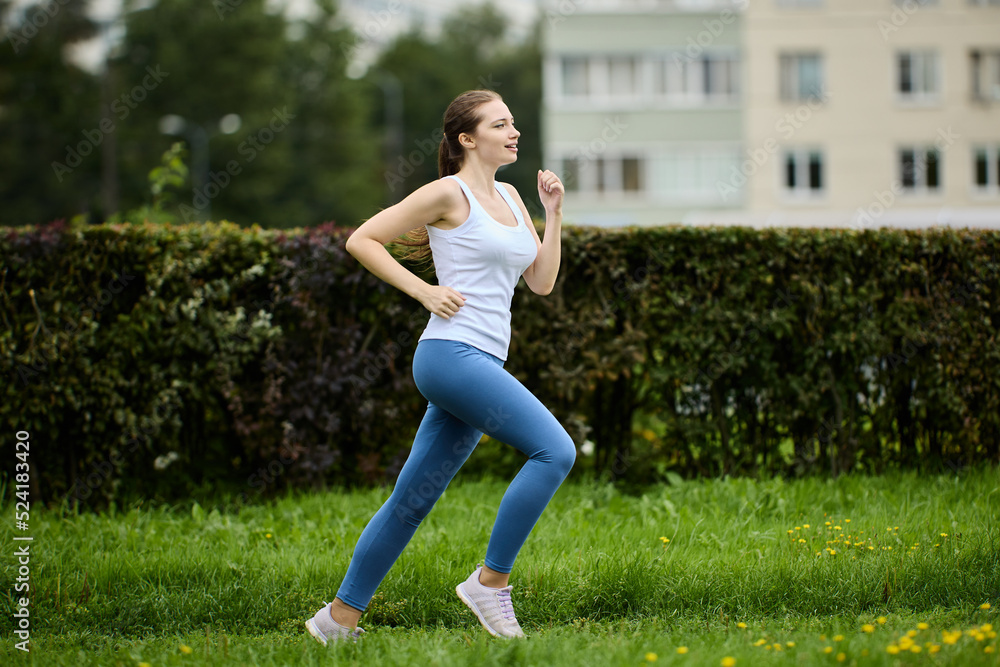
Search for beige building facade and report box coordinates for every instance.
[542,0,1000,229]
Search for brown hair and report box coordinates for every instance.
[393,89,503,263]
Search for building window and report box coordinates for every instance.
[973,145,1000,194]
[899,147,941,193]
[647,147,742,203]
[897,51,939,102]
[560,154,646,195]
[971,50,1000,101]
[779,53,824,101]
[783,149,824,196]
[562,157,582,193]
[652,53,739,104]
[608,56,640,98]
[561,57,590,98]
[623,157,642,192]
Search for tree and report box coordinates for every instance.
[110,0,382,228]
[0,0,101,226]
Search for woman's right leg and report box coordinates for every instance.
[333,400,483,615]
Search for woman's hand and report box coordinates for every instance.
[537,169,565,215]
[418,284,466,319]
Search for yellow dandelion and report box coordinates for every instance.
[834,525,842,530]
[985,646,995,654]
[753,638,767,647]
[929,644,941,654]
[139,663,151,667]
[645,652,658,662]
[764,644,772,651]
[786,641,796,647]
[795,526,801,530]
[736,622,747,629]
[886,645,900,655]
[917,622,929,630]
[833,634,844,642]
[773,643,782,651]
[836,652,846,662]
[721,657,736,667]
[823,646,833,654]
[941,533,948,537]
[788,529,794,535]
[877,616,887,625]
[803,524,810,529]
[982,623,993,632]
[676,647,689,655]
[980,602,992,610]
[862,624,875,633]
[799,538,806,543]
[910,645,922,654]
[180,644,192,654]
[820,634,827,641]
[265,533,272,539]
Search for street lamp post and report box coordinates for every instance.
[159,114,240,221]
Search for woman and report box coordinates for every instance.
[306,89,575,643]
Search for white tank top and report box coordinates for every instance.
[418,175,538,360]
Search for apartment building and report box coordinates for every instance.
[542,0,1000,228]
[542,0,746,226]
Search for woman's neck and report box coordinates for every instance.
[454,159,500,196]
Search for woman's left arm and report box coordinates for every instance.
[506,169,564,296]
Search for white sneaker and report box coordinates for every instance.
[455,566,526,638]
[305,602,365,645]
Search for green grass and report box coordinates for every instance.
[3,468,999,666]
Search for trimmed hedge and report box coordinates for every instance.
[1,220,997,507]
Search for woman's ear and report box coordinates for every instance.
[459,132,476,150]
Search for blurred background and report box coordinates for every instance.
[2,0,999,230]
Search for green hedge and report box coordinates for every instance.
[2,221,997,507]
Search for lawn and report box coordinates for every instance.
[2,468,998,666]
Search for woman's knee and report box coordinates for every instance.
[549,430,577,477]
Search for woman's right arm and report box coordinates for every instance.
[345,180,467,320]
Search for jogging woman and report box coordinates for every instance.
[305,89,575,643]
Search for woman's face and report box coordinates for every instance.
[467,99,520,166]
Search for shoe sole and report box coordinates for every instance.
[305,618,328,645]
[456,582,506,638]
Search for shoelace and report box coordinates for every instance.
[496,588,516,620]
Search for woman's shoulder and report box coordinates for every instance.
[405,176,465,207]
[497,181,526,204]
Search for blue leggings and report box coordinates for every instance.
[335,339,576,611]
